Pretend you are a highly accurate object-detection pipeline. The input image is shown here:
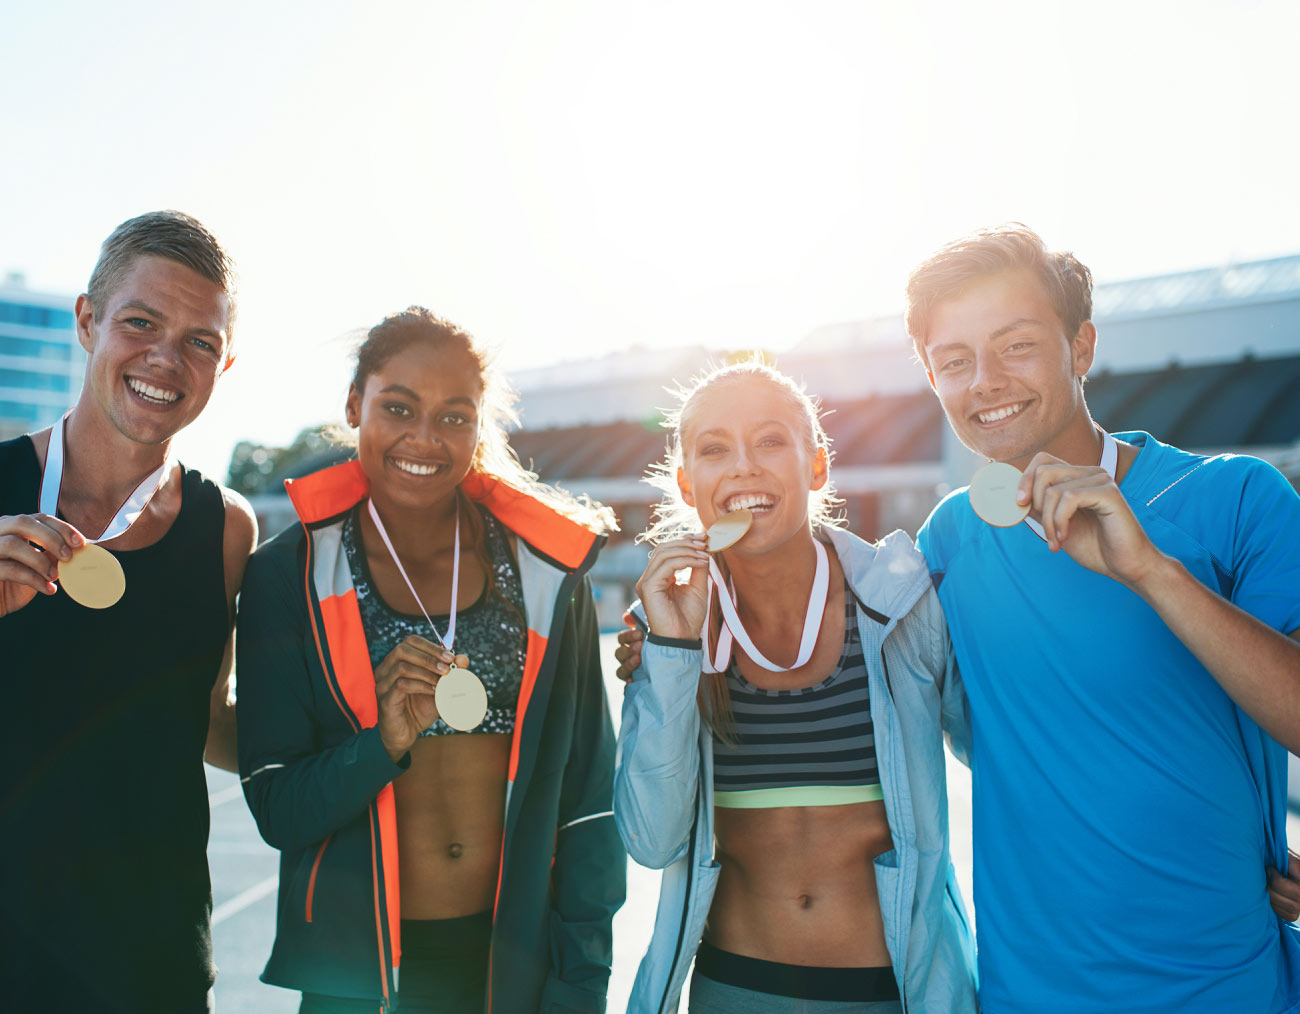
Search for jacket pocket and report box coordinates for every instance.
[872,848,902,962]
[682,859,721,968]
[304,834,333,923]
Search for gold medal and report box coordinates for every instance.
[435,666,488,731]
[706,508,753,552]
[58,543,126,609]
[969,462,1030,528]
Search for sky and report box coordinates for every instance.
[4,0,1299,478]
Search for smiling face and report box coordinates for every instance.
[676,375,828,555]
[345,341,483,516]
[921,269,1098,469]
[76,254,232,447]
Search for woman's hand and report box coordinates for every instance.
[373,634,469,762]
[0,513,85,617]
[635,535,710,642]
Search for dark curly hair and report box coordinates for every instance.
[351,306,616,534]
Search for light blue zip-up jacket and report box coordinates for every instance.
[614,527,979,1014]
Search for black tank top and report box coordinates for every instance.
[0,435,228,1012]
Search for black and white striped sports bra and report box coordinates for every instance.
[712,586,882,809]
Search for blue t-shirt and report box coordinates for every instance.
[918,432,1300,1014]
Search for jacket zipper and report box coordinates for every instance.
[658,751,704,1014]
[303,527,393,1010]
[879,649,909,1014]
[304,834,332,923]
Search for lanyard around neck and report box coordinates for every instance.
[39,411,174,544]
[702,538,829,674]
[366,498,461,653]
[1024,430,1118,542]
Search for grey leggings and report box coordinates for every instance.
[689,972,905,1014]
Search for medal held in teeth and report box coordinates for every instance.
[706,508,753,552]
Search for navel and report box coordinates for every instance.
[448,842,464,859]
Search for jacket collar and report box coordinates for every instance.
[822,525,932,625]
[283,460,599,571]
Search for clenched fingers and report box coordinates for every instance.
[637,535,708,593]
[1035,472,1114,548]
[613,625,645,682]
[0,514,87,593]
[375,635,455,694]
[1268,850,1300,923]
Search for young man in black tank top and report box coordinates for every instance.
[0,211,256,1013]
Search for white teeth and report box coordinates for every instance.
[725,494,774,512]
[393,459,442,476]
[978,403,1025,424]
[127,378,179,404]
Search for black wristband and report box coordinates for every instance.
[647,632,702,650]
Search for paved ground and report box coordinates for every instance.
[206,634,1295,1012]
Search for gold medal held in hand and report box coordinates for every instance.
[58,543,127,609]
[706,508,753,552]
[969,462,1031,528]
[435,666,488,731]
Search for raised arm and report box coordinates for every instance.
[614,535,712,868]
[1020,452,1300,753]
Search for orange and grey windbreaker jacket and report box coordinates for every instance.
[236,461,625,1013]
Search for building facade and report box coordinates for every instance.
[238,253,1300,630]
[0,275,81,441]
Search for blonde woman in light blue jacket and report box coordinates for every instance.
[614,360,977,1014]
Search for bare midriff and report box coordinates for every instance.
[394,732,511,918]
[708,800,895,966]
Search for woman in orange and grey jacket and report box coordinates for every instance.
[236,308,624,1014]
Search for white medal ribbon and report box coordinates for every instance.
[702,538,829,674]
[39,411,174,543]
[1024,430,1118,542]
[366,498,460,653]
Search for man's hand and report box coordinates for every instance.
[1017,453,1163,586]
[614,612,645,683]
[0,513,85,617]
[1268,849,1300,922]
[374,635,468,761]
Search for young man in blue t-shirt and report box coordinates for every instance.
[908,224,1300,1014]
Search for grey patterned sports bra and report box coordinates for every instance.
[343,503,527,736]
